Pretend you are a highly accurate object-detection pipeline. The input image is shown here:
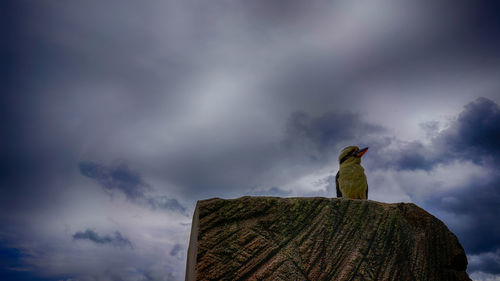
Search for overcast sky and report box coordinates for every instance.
[3,1,500,280]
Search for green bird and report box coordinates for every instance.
[336,146,369,199]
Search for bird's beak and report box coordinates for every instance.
[355,147,368,157]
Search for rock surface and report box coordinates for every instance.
[186,196,471,281]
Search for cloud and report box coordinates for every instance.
[379,97,500,171]
[470,271,500,281]
[79,161,187,214]
[469,250,500,275]
[144,264,178,281]
[79,162,150,200]
[416,168,500,275]
[368,98,500,275]
[246,186,292,197]
[0,246,54,281]
[387,141,435,171]
[169,244,182,257]
[283,111,384,162]
[148,196,186,214]
[425,175,500,256]
[72,229,133,249]
[318,175,337,195]
[438,97,500,164]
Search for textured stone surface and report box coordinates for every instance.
[186,197,471,281]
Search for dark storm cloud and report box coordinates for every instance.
[79,161,187,214]
[390,141,436,171]
[79,162,150,200]
[284,111,384,162]
[381,97,500,171]
[411,98,500,274]
[439,97,500,164]
[73,229,133,249]
[431,177,500,255]
[422,175,500,274]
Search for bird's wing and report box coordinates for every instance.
[336,171,342,198]
[366,183,368,199]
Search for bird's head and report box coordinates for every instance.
[338,146,368,165]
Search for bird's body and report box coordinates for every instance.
[336,146,368,199]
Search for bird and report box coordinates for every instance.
[336,146,369,199]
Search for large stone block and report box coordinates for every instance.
[186,197,471,281]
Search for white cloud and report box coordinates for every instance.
[470,272,500,281]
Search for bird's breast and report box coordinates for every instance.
[339,164,365,178]
[338,164,367,199]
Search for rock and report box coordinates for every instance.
[185,196,471,281]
